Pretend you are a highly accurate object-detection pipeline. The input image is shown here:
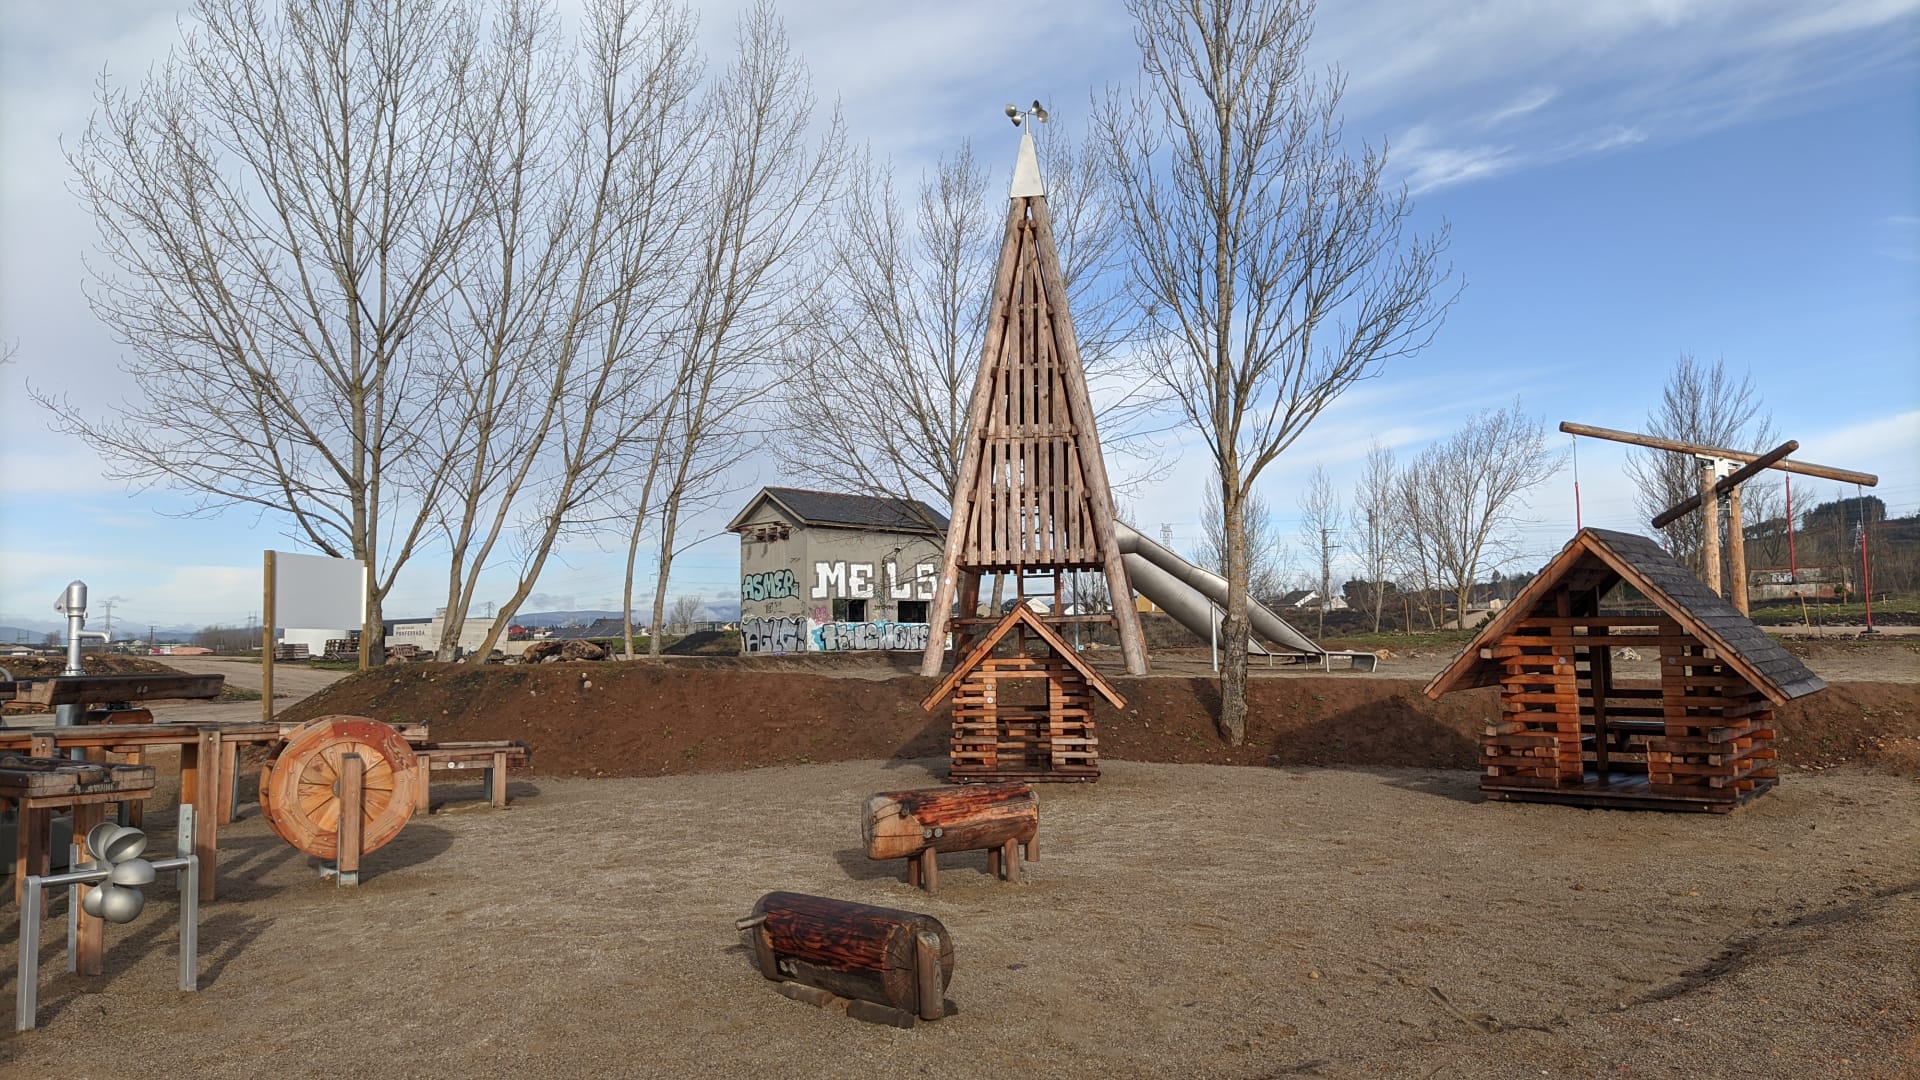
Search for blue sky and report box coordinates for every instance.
[2,0,1916,635]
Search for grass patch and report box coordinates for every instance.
[217,685,263,702]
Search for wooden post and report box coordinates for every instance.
[921,201,1029,678]
[1000,839,1021,884]
[917,848,938,894]
[73,803,106,976]
[337,753,364,887]
[1728,484,1749,615]
[194,728,219,902]
[261,551,275,724]
[489,750,508,808]
[1029,197,1149,676]
[1589,626,1611,779]
[1699,461,1721,597]
[218,738,241,825]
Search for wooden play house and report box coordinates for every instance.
[1425,528,1825,813]
[921,605,1125,783]
[919,128,1149,678]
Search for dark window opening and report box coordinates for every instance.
[833,598,868,622]
[896,600,929,623]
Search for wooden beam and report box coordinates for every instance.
[1651,440,1800,528]
[921,200,1029,677]
[1700,460,1721,598]
[1560,422,1876,485]
[1728,484,1749,616]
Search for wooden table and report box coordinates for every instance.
[0,724,264,902]
[2,758,157,943]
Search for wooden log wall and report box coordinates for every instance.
[1647,642,1777,807]
[949,655,1099,782]
[1479,614,1775,810]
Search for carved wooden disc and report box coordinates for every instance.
[260,715,420,860]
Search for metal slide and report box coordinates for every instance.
[1113,522,1323,660]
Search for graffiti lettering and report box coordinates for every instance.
[811,562,847,598]
[812,560,937,601]
[741,569,797,602]
[811,621,932,652]
[741,616,807,654]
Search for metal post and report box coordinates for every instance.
[1210,604,1219,673]
[18,874,42,1030]
[178,802,199,991]
[56,580,87,729]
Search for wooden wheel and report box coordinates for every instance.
[260,715,421,860]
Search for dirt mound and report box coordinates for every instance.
[662,630,736,655]
[283,660,1920,779]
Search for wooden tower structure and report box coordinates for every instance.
[918,128,1149,678]
[921,604,1126,783]
[1425,528,1826,813]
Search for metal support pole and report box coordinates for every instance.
[14,804,200,1032]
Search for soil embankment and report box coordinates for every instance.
[284,658,1920,777]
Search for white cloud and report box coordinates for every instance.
[1311,0,1920,193]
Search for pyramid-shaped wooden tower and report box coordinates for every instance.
[918,129,1149,678]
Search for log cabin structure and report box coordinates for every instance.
[921,604,1125,783]
[1425,528,1826,813]
[918,128,1149,678]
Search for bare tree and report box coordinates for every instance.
[1396,401,1562,626]
[1100,0,1457,743]
[444,0,703,662]
[667,594,702,633]
[1296,465,1340,638]
[1347,441,1396,632]
[48,0,496,666]
[1623,353,1776,577]
[1193,486,1290,601]
[639,0,846,657]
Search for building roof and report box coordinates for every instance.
[727,486,949,535]
[1424,527,1826,704]
[920,604,1127,712]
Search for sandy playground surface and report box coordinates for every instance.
[3,756,1915,1079]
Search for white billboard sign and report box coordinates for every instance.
[270,552,367,628]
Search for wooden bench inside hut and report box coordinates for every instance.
[1425,528,1826,813]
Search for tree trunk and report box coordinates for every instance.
[360,592,383,671]
[1220,478,1250,745]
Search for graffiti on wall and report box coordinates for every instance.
[741,616,807,654]
[812,621,931,652]
[810,561,936,600]
[741,569,798,602]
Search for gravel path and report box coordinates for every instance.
[4,761,1913,1078]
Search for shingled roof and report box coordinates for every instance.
[726,487,949,535]
[1424,527,1825,704]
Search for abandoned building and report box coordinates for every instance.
[727,487,949,654]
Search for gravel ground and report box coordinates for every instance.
[4,760,1914,1078]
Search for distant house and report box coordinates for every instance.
[727,486,949,654]
[1277,589,1347,612]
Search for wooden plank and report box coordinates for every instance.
[15,673,226,706]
